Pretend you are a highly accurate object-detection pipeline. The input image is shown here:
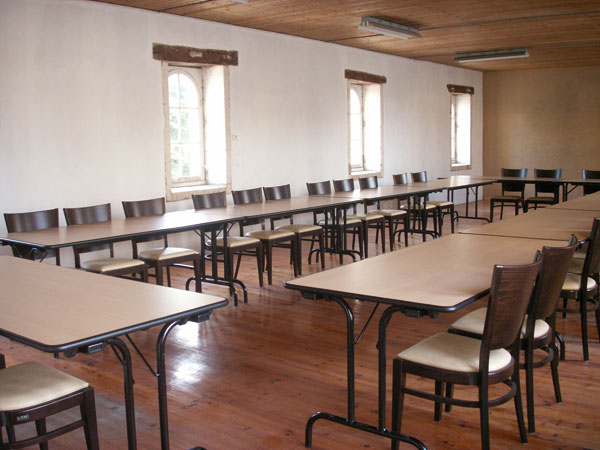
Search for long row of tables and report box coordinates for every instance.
[284,191,600,449]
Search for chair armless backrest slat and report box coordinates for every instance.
[63,204,113,259]
[393,173,409,185]
[192,191,227,210]
[533,168,562,198]
[582,218,600,283]
[121,197,168,247]
[500,168,527,196]
[306,180,331,195]
[582,169,600,195]
[263,184,291,201]
[358,176,378,189]
[231,187,264,230]
[333,178,355,192]
[411,171,428,183]
[4,208,60,260]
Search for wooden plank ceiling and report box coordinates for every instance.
[91,0,600,71]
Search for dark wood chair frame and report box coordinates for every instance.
[489,168,527,222]
[306,180,364,262]
[411,171,454,235]
[357,175,409,250]
[0,354,100,450]
[263,184,325,275]
[122,197,202,292]
[63,203,149,281]
[392,261,541,450]
[582,169,600,195]
[192,192,263,306]
[393,173,438,241]
[558,217,600,361]
[4,208,61,264]
[231,187,298,285]
[523,168,562,212]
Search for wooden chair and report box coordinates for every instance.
[333,178,385,257]
[411,171,454,234]
[391,260,541,450]
[4,208,61,264]
[558,217,600,360]
[394,172,439,240]
[231,187,297,285]
[449,243,576,433]
[306,180,364,260]
[121,197,202,292]
[63,203,148,281]
[524,168,562,212]
[263,184,325,274]
[582,169,600,195]
[0,355,99,449]
[358,175,409,250]
[192,192,263,306]
[489,168,527,222]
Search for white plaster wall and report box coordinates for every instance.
[0,0,482,259]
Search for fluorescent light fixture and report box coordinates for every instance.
[358,16,421,40]
[454,48,529,63]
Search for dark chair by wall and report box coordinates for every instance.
[449,243,576,433]
[333,178,385,257]
[231,187,297,285]
[4,208,61,264]
[63,203,148,281]
[524,168,562,212]
[391,260,541,450]
[122,197,202,292]
[489,168,527,222]
[0,355,99,449]
[582,169,600,195]
[263,184,325,274]
[306,180,364,260]
[559,217,600,361]
[358,175,409,250]
[192,192,263,306]
[411,171,454,234]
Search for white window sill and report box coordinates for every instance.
[167,184,227,202]
[350,170,383,178]
[450,164,472,172]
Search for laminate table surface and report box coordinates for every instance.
[549,193,600,212]
[461,207,598,241]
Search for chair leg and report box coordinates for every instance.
[318,232,325,269]
[266,242,273,285]
[513,367,528,444]
[391,360,406,450]
[445,383,453,412]
[556,331,566,361]
[155,263,164,286]
[580,292,589,361]
[490,200,495,222]
[291,238,299,277]
[256,246,264,288]
[362,222,369,259]
[35,419,49,450]
[380,220,386,253]
[562,298,568,318]
[140,267,148,283]
[479,380,491,450]
[166,265,172,287]
[296,235,303,276]
[500,202,504,220]
[450,205,455,233]
[525,340,535,433]
[82,388,100,450]
[550,343,562,403]
[226,249,238,307]
[193,256,202,293]
[434,380,443,421]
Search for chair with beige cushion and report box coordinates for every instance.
[358,175,409,250]
[306,180,364,260]
[489,168,527,222]
[192,192,263,306]
[394,172,438,241]
[449,243,576,433]
[232,187,297,285]
[411,171,454,234]
[391,260,541,450]
[122,197,202,292]
[4,208,61,264]
[524,168,562,212]
[0,355,99,449]
[63,203,148,281]
[582,169,600,195]
[333,178,385,257]
[263,184,324,274]
[558,217,600,361]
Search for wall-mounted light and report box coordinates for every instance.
[454,48,529,63]
[358,17,421,40]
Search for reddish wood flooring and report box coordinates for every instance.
[1,200,599,449]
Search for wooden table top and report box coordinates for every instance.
[549,193,600,211]
[0,256,227,350]
[461,208,597,241]
[285,233,563,311]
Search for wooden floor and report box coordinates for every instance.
[2,200,599,449]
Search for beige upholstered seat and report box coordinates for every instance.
[211,236,261,249]
[397,332,512,373]
[370,209,407,217]
[82,257,147,274]
[245,229,295,241]
[451,307,551,340]
[138,247,199,261]
[276,224,321,233]
[561,272,597,291]
[318,217,361,226]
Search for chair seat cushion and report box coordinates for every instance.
[349,213,383,221]
[139,247,198,261]
[245,229,295,240]
[490,195,522,201]
[402,204,437,211]
[397,332,512,373]
[525,196,555,203]
[450,307,550,340]
[374,209,407,217]
[211,236,260,248]
[427,201,454,207]
[561,273,597,293]
[0,362,88,411]
[82,257,146,273]
[276,224,322,234]
[318,218,361,226]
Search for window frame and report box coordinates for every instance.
[448,84,473,171]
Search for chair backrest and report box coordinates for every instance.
[121,197,168,248]
[582,169,600,195]
[481,260,541,356]
[263,184,291,201]
[232,187,263,205]
[529,243,577,323]
[533,168,562,197]
[500,168,527,195]
[411,171,428,183]
[580,218,600,282]
[393,173,409,185]
[192,191,227,210]
[4,208,59,233]
[358,176,378,189]
[306,180,331,195]
[333,178,355,192]
[63,203,113,265]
